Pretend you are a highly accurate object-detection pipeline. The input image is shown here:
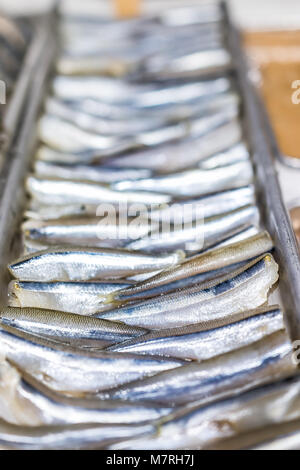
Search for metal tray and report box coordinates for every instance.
[0,2,299,345]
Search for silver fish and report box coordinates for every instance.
[143,48,232,80]
[107,306,284,360]
[99,254,278,329]
[38,115,134,154]
[52,76,230,108]
[33,160,153,183]
[8,246,185,282]
[110,374,300,450]
[0,418,154,450]
[127,205,259,253]
[0,307,147,349]
[252,431,300,451]
[45,98,166,136]
[0,360,171,426]
[26,176,171,206]
[113,160,253,198]
[22,216,157,249]
[198,141,249,169]
[112,231,273,301]
[0,326,185,395]
[8,280,131,315]
[147,186,255,224]
[100,331,294,407]
[39,120,241,168]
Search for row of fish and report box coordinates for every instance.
[0,3,297,450]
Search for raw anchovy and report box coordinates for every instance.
[0,326,185,395]
[38,115,135,154]
[45,98,166,136]
[51,76,231,109]
[8,280,131,315]
[0,307,147,349]
[107,306,284,360]
[113,160,253,198]
[100,331,294,406]
[98,254,278,329]
[0,418,154,450]
[112,231,273,301]
[0,359,171,426]
[26,176,171,206]
[22,216,157,249]
[8,246,185,282]
[252,431,300,451]
[142,48,232,80]
[36,120,242,169]
[127,205,259,253]
[198,141,249,169]
[110,375,300,450]
[34,160,153,183]
[149,185,255,223]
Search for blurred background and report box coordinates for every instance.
[1,0,299,238]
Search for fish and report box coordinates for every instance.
[45,97,167,136]
[107,306,284,360]
[198,141,249,169]
[22,215,157,249]
[99,331,294,407]
[38,115,136,154]
[110,374,300,450]
[36,120,242,169]
[0,358,172,426]
[51,76,231,111]
[132,186,255,224]
[33,160,153,183]
[0,325,185,395]
[8,280,131,315]
[8,246,185,282]
[98,254,278,329]
[252,430,300,451]
[111,231,273,301]
[0,418,155,450]
[113,160,253,198]
[26,175,171,206]
[126,205,259,253]
[0,307,148,349]
[142,48,232,80]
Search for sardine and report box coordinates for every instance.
[126,205,259,253]
[98,254,278,329]
[48,120,241,169]
[113,160,253,198]
[0,326,185,395]
[0,418,154,450]
[0,307,148,349]
[22,216,157,249]
[33,160,153,183]
[8,246,185,282]
[143,48,232,80]
[110,375,300,450]
[52,75,230,108]
[107,306,284,360]
[100,331,294,407]
[8,280,131,315]
[112,231,273,301]
[38,115,135,154]
[148,186,255,224]
[0,359,171,426]
[26,176,171,206]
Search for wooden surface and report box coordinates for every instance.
[114,0,140,17]
[244,31,300,160]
